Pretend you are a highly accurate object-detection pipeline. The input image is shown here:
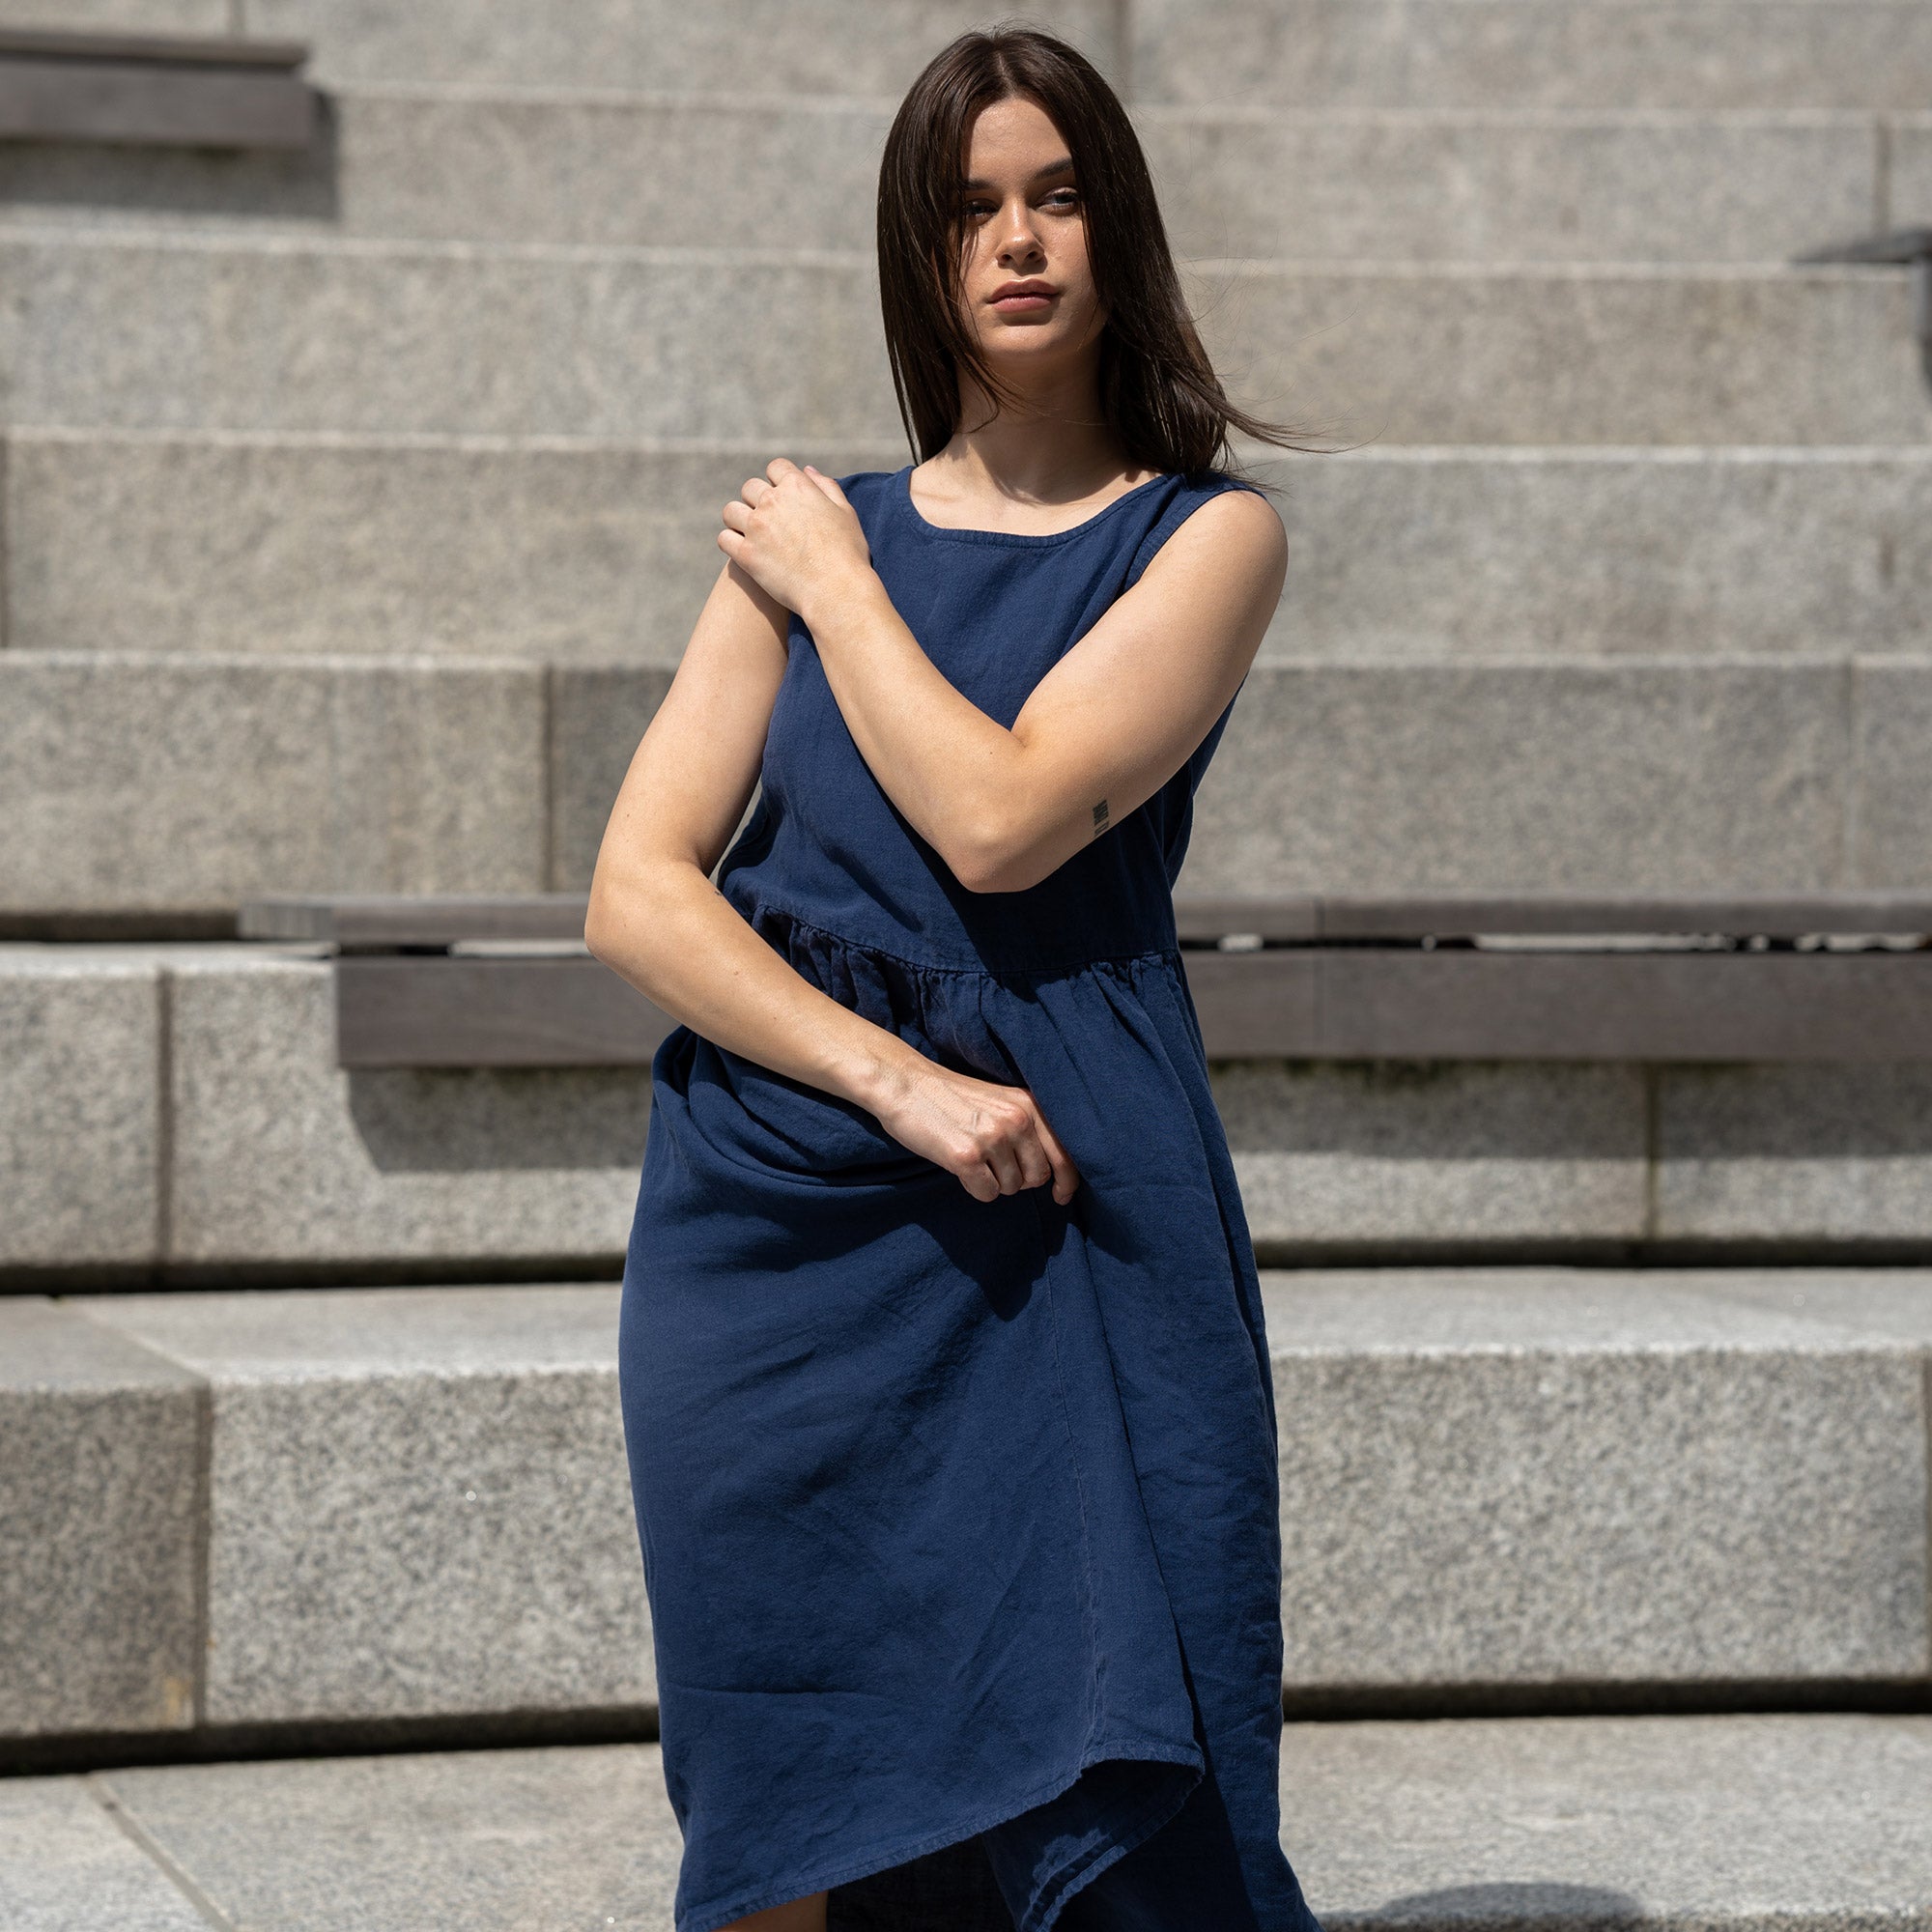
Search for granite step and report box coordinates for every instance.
[241,0,1122,96]
[11,435,1932,663]
[0,231,1922,444]
[2,651,1925,930]
[1135,0,1932,112]
[17,939,1932,1278]
[4,1270,1929,1746]
[0,90,1907,266]
[10,1714,1932,1928]
[229,0,1932,114]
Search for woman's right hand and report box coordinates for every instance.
[865,1051,1080,1206]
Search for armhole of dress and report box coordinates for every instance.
[1122,476,1269,594]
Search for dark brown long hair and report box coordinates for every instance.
[876,20,1332,482]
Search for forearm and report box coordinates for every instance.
[805,569,1044,889]
[585,855,926,1112]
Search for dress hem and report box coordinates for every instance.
[672,1736,1205,1932]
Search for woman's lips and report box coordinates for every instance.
[992,293,1056,312]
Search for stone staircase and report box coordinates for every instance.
[5,0,1932,1925]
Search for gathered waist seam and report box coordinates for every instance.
[738,897,1180,981]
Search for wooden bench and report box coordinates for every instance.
[239,893,1932,1069]
[0,26,315,149]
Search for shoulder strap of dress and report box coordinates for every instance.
[1122,471,1269,593]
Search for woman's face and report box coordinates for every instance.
[955,95,1106,379]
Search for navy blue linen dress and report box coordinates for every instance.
[617,463,1323,1932]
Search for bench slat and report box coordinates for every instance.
[336,949,1924,1068]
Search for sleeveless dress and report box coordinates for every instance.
[616,462,1324,1932]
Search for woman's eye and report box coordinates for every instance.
[962,190,1079,217]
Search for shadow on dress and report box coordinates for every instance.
[828,1859,1645,1931]
[826,1833,1016,1930]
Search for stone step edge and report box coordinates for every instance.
[6,1271,1930,1750]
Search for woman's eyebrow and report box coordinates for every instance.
[962,156,1075,191]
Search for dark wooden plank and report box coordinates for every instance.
[0,56,314,147]
[0,29,307,68]
[1307,951,1927,1063]
[336,955,672,1068]
[336,948,1932,1068]
[1179,950,1321,1057]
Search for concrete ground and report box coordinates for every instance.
[5,1713,1930,1929]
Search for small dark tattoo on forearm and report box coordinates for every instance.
[1091,799,1110,837]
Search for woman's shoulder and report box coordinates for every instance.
[1124,468,1282,590]
[831,467,901,499]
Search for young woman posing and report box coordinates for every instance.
[586,25,1327,1932]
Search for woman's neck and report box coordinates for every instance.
[926,360,1154,512]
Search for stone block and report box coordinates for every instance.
[0,949,158,1268]
[0,91,892,252]
[164,952,648,1268]
[0,0,221,25]
[3,237,1923,448]
[6,434,904,663]
[246,0,1121,92]
[0,1300,201,1737]
[1135,0,1932,110]
[0,1777,208,1931]
[1252,449,1932,661]
[1656,1064,1932,1245]
[1892,117,1932,230]
[1852,661,1932,886]
[0,654,545,918]
[1263,1270,1931,1689]
[0,231,903,440]
[1147,111,1877,264]
[548,665,679,889]
[1212,1061,1648,1251]
[1181,659,1852,895]
[0,98,1872,268]
[1190,262,1926,446]
[81,1287,650,1726]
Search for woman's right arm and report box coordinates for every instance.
[583,556,1079,1206]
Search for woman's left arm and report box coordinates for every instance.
[721,457,1287,894]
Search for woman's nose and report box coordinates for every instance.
[999,209,1043,256]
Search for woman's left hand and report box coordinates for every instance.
[719,458,873,623]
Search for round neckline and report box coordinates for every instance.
[894,464,1173,545]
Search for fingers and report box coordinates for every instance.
[803,463,847,503]
[981,1128,1053,1197]
[960,1162,1001,1205]
[951,1087,1080,1204]
[1030,1104,1082,1205]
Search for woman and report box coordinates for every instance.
[586,24,1327,1932]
